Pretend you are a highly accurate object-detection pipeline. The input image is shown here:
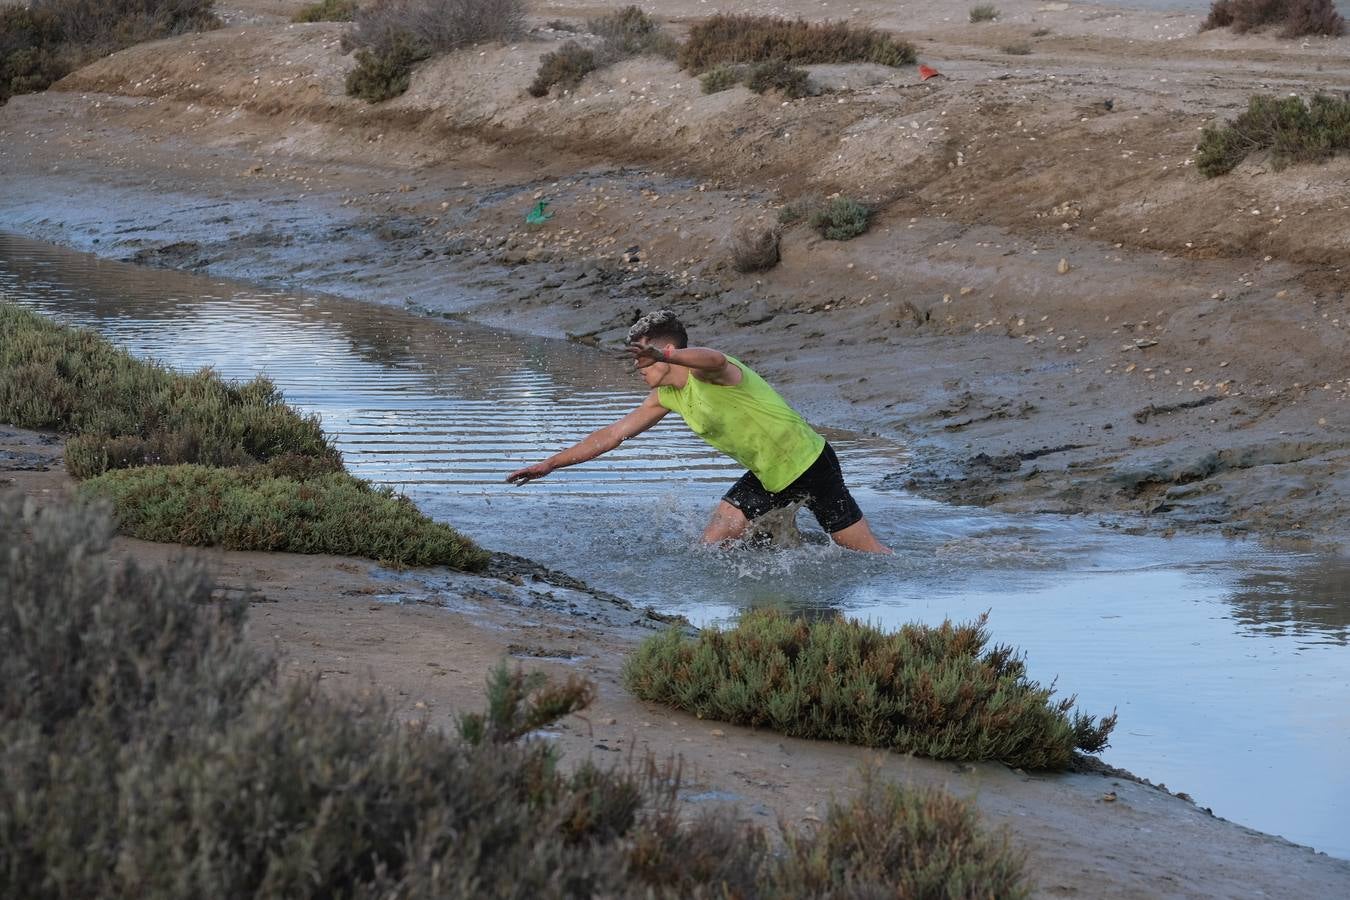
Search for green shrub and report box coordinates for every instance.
[746,58,809,99]
[79,464,488,569]
[679,14,916,74]
[345,30,427,101]
[343,0,526,101]
[2,1,219,104]
[1202,0,1345,37]
[0,7,68,104]
[0,495,1028,898]
[809,196,873,241]
[770,770,1028,898]
[624,608,1116,770]
[0,302,340,478]
[777,193,823,226]
[344,0,526,54]
[700,63,742,93]
[527,40,597,97]
[970,4,1000,23]
[1196,93,1350,177]
[294,0,360,23]
[31,0,219,50]
[588,4,677,59]
[529,7,676,99]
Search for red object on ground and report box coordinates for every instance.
[919,64,941,81]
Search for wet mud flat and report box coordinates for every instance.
[0,84,1346,548]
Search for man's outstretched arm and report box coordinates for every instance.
[628,342,742,386]
[505,392,669,485]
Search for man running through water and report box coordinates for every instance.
[505,310,891,554]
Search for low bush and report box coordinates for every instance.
[777,193,823,226]
[624,608,1116,770]
[699,63,742,94]
[31,0,220,50]
[0,494,1028,898]
[344,0,525,54]
[1,0,219,104]
[1003,42,1033,55]
[1201,0,1344,37]
[79,464,488,569]
[343,0,526,101]
[970,4,1000,23]
[588,4,678,59]
[809,196,873,241]
[1196,93,1350,177]
[679,14,916,74]
[0,302,340,478]
[730,224,781,273]
[528,6,676,98]
[294,0,360,23]
[345,30,427,101]
[527,40,597,97]
[0,7,68,104]
[746,58,810,99]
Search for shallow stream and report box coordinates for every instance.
[2,233,1346,859]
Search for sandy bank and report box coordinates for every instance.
[4,423,1348,898]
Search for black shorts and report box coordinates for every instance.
[723,443,863,535]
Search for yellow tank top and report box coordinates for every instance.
[657,356,824,492]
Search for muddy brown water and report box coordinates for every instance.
[2,232,1346,860]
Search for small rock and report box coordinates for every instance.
[1057,258,1071,275]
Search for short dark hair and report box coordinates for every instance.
[627,309,688,348]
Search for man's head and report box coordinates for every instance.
[627,309,688,351]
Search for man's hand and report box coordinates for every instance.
[622,342,668,369]
[505,461,554,485]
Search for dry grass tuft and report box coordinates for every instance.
[970,4,1000,23]
[730,224,781,272]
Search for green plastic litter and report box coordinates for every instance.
[525,200,553,224]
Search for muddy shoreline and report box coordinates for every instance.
[3,122,1345,550]
[5,424,1348,897]
[1,0,1347,549]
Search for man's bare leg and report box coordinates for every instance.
[830,517,892,554]
[701,500,749,545]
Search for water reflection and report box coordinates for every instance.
[1228,558,1350,645]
